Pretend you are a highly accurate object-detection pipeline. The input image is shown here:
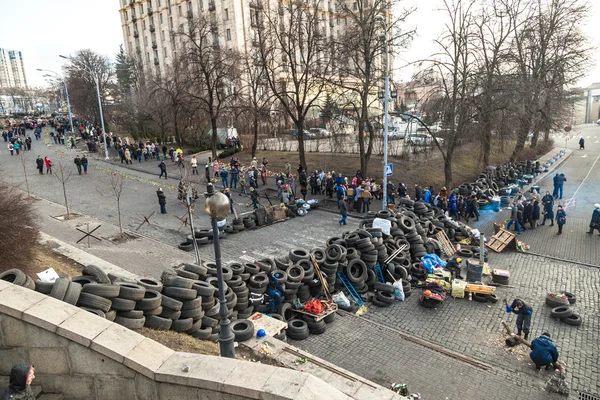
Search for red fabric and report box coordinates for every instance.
[303,299,324,314]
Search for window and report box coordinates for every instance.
[188,1,192,11]
[225,8,229,20]
[169,16,173,28]
[140,4,144,13]
[213,33,219,44]
[158,0,161,6]
[144,36,148,46]
[146,52,150,62]
[178,5,182,16]
[125,10,128,20]
[163,47,167,57]
[161,30,165,40]
[160,13,163,23]
[143,20,146,30]
[127,25,130,35]
[353,2,357,9]
[594,96,600,103]
[199,0,203,9]
[226,28,231,40]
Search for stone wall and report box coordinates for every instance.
[0,280,350,400]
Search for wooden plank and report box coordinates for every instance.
[436,230,456,257]
[249,312,288,337]
[485,227,515,253]
[465,283,496,294]
[293,303,338,322]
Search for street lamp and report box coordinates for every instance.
[375,14,390,210]
[37,69,74,133]
[59,54,109,159]
[204,183,235,358]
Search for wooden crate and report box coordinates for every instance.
[486,228,515,253]
[465,283,496,295]
[249,312,288,337]
[436,230,456,257]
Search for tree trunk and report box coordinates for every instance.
[530,130,540,149]
[510,117,531,162]
[211,116,218,159]
[117,200,123,235]
[358,119,366,177]
[62,182,70,219]
[296,117,307,170]
[444,149,453,188]
[174,117,183,147]
[482,119,492,168]
[251,113,258,158]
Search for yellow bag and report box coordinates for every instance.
[451,279,467,298]
[426,278,451,290]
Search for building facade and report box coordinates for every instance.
[0,48,28,89]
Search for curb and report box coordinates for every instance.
[522,251,600,269]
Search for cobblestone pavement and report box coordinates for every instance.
[3,128,599,399]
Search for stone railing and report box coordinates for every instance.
[0,280,352,399]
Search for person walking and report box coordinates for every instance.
[556,205,566,235]
[2,364,35,400]
[530,333,561,371]
[74,155,82,175]
[414,184,423,201]
[13,142,20,155]
[44,156,52,174]
[555,173,566,199]
[468,195,480,222]
[230,165,239,189]
[35,156,44,175]
[157,188,167,214]
[250,186,260,209]
[505,298,533,339]
[124,148,132,164]
[7,142,13,156]
[541,192,554,226]
[506,201,521,234]
[81,155,88,174]
[213,159,220,177]
[587,204,600,235]
[224,188,234,214]
[338,196,348,225]
[579,137,585,150]
[191,156,198,175]
[219,166,229,188]
[531,200,540,229]
[552,174,559,198]
[158,160,167,179]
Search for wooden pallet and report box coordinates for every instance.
[486,228,515,253]
[465,283,496,295]
[293,303,338,322]
[249,312,288,337]
[436,230,456,257]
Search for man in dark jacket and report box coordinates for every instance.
[506,298,533,339]
[157,188,167,214]
[468,196,479,222]
[531,200,540,229]
[74,155,82,175]
[1,364,35,400]
[541,191,554,226]
[414,184,423,201]
[397,183,407,198]
[555,173,566,199]
[556,205,566,235]
[588,204,600,235]
[529,333,560,371]
[338,197,348,225]
[523,200,533,228]
[552,173,559,198]
[35,156,44,174]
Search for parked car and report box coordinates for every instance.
[596,119,600,125]
[309,128,331,138]
[289,129,313,138]
[406,132,444,146]
[380,127,406,139]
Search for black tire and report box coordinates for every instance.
[287,319,309,335]
[227,275,243,288]
[231,319,255,342]
[71,276,98,285]
[118,310,144,319]
[473,293,488,303]
[135,290,162,311]
[50,277,70,301]
[205,303,220,317]
[485,294,499,304]
[373,282,394,294]
[371,297,390,307]
[115,316,145,330]
[287,329,310,340]
[171,318,194,332]
[34,279,54,295]
[286,265,305,282]
[181,297,202,310]
[551,306,573,319]
[192,281,215,297]
[560,313,582,326]
[82,283,121,298]
[346,259,367,284]
[191,327,212,339]
[457,249,473,258]
[175,269,199,280]
[162,286,197,301]
[545,294,570,307]
[80,307,106,319]
[186,318,203,334]
[559,291,576,305]
[116,283,146,301]
[375,291,395,304]
[0,269,27,286]
[248,274,268,288]
[63,282,82,305]
[77,292,112,312]
[143,307,163,316]
[162,274,194,289]
[158,294,183,313]
[289,248,310,263]
[107,310,118,321]
[178,242,193,252]
[323,312,335,323]
[159,307,181,320]
[135,277,163,293]
[144,315,173,330]
[82,265,111,284]
[180,307,205,319]
[110,297,137,312]
[183,263,208,277]
[278,302,294,322]
[201,315,219,328]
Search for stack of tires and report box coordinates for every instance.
[242,216,257,230]
[231,218,245,233]
[546,292,582,327]
[371,282,395,307]
[0,269,35,290]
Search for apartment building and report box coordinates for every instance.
[118,0,358,73]
[0,48,28,88]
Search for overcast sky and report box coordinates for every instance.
[1,0,599,88]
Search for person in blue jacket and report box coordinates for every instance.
[267,273,285,314]
[506,298,533,339]
[530,333,560,371]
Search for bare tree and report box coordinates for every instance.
[333,0,414,177]
[104,173,125,235]
[54,160,73,218]
[180,14,240,158]
[19,150,31,199]
[258,0,335,169]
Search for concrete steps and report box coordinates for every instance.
[0,375,63,399]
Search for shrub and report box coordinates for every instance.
[218,147,240,159]
[0,186,39,273]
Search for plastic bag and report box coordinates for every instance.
[332,291,351,308]
[393,280,405,301]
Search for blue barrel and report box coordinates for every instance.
[466,259,483,282]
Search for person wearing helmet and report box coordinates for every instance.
[506,298,533,339]
[444,257,464,280]
[267,273,286,314]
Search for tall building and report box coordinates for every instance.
[0,48,28,88]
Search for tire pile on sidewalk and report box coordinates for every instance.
[546,292,583,327]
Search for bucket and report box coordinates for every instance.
[466,259,483,282]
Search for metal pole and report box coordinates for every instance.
[187,186,201,265]
[93,75,109,159]
[381,36,390,211]
[210,215,236,358]
[63,80,74,134]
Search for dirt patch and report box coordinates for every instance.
[12,244,85,279]
[51,213,81,221]
[104,232,140,245]
[136,327,284,366]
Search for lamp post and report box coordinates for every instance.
[204,183,236,358]
[37,69,74,133]
[375,15,390,210]
[59,55,109,159]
